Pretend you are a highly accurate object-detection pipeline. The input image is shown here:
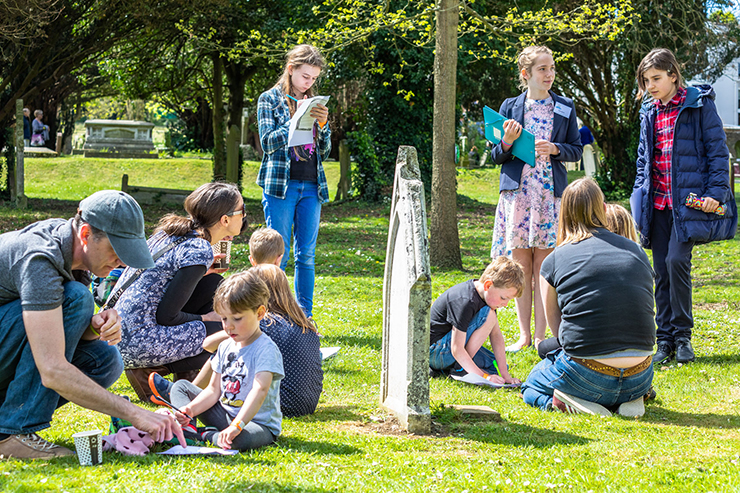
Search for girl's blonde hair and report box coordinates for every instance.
[636,48,684,100]
[480,256,525,298]
[605,204,638,243]
[275,44,325,116]
[517,46,553,91]
[214,269,270,315]
[155,182,242,244]
[557,177,608,245]
[252,264,316,333]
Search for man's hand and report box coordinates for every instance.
[90,308,122,345]
[130,408,187,447]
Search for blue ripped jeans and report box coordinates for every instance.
[0,282,124,434]
[521,348,653,411]
[428,306,498,374]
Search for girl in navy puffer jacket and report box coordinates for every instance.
[632,48,737,366]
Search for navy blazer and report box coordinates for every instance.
[491,90,583,197]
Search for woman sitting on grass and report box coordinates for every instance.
[115,182,245,401]
[521,178,655,417]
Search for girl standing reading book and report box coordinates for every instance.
[257,44,331,319]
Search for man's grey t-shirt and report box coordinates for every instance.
[540,229,656,358]
[0,218,76,311]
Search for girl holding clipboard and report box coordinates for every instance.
[490,45,582,353]
[257,45,331,319]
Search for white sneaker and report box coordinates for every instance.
[617,397,645,417]
[552,390,612,417]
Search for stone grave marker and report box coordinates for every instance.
[380,145,432,434]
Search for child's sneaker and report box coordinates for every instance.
[617,397,645,417]
[148,373,173,405]
[551,390,612,417]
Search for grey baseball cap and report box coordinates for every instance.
[78,190,155,269]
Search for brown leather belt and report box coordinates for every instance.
[571,356,652,377]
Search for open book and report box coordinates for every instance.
[450,373,521,388]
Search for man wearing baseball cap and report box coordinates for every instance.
[0,190,184,460]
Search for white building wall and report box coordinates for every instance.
[691,60,739,125]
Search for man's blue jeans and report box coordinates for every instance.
[262,180,321,317]
[521,348,653,411]
[0,282,124,434]
[428,306,498,374]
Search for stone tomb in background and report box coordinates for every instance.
[380,145,432,434]
[83,119,157,159]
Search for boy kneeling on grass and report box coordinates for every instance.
[429,257,524,384]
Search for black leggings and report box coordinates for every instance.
[165,274,223,374]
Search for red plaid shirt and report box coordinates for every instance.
[652,87,686,210]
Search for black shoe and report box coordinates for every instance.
[675,339,695,363]
[653,342,674,364]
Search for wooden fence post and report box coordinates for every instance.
[335,139,350,201]
[226,124,240,184]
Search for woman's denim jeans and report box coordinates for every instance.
[262,180,321,318]
[0,281,124,434]
[428,306,498,374]
[521,348,653,411]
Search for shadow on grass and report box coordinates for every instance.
[326,334,382,352]
[300,405,367,423]
[641,407,740,428]
[208,480,336,492]
[276,436,362,456]
[442,421,591,448]
[694,353,740,365]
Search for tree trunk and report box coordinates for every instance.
[429,0,462,270]
[211,53,227,180]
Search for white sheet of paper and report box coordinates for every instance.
[157,445,238,456]
[288,96,330,147]
[450,373,521,388]
[320,346,340,361]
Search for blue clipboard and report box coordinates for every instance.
[483,106,536,167]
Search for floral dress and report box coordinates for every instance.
[491,97,560,257]
[116,232,213,369]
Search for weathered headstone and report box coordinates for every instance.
[380,145,432,434]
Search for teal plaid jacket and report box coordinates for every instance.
[257,87,331,203]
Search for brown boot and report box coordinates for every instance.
[125,367,170,402]
[174,370,200,383]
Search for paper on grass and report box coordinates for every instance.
[320,346,340,361]
[158,445,238,456]
[288,96,330,147]
[450,373,521,388]
[483,105,536,167]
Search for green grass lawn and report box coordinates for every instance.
[0,157,739,492]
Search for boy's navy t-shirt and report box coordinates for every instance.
[429,280,487,345]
